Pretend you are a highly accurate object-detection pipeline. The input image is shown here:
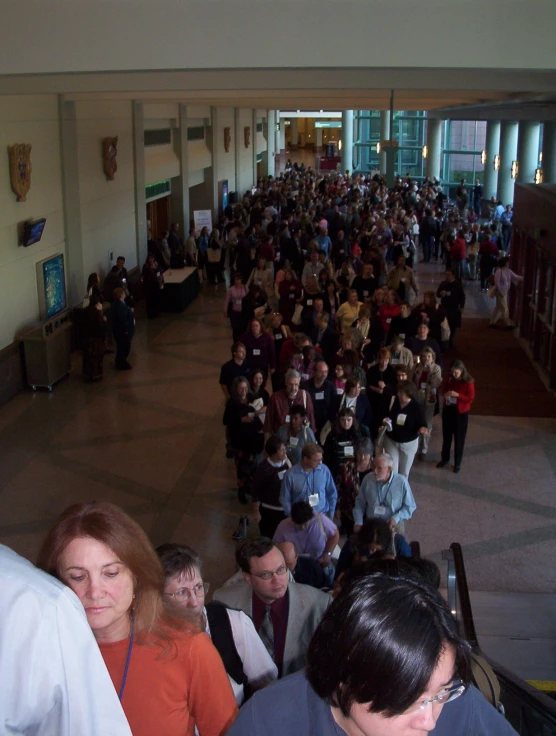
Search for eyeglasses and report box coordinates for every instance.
[404,681,466,715]
[164,582,210,601]
[250,565,288,581]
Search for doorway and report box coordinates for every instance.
[147,196,170,241]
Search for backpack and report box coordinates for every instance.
[205,601,246,687]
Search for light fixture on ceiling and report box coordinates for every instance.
[534,168,543,184]
[493,154,500,171]
[297,109,300,114]
[320,110,323,114]
[339,139,342,150]
[511,160,519,179]
[481,150,487,164]
[376,142,381,154]
[421,145,428,159]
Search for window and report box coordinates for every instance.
[144,129,172,146]
[187,126,205,141]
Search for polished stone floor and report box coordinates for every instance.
[1,258,555,680]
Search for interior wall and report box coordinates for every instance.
[237,108,254,196]
[215,107,235,195]
[0,94,65,349]
[1,1,553,73]
[75,100,136,280]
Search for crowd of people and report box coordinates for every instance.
[16,166,525,736]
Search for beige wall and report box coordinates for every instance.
[216,107,236,193]
[0,1,554,73]
[75,100,137,279]
[237,108,254,196]
[0,95,65,349]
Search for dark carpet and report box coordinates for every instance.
[449,319,556,417]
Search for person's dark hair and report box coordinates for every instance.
[498,256,509,268]
[87,272,99,290]
[356,518,394,556]
[307,574,471,717]
[335,406,359,434]
[291,501,314,525]
[408,557,441,590]
[341,349,360,369]
[450,359,474,383]
[290,404,307,418]
[231,341,246,356]
[230,375,250,401]
[344,376,360,394]
[156,543,202,581]
[116,256,125,263]
[265,435,285,457]
[397,379,417,398]
[236,537,278,573]
[233,271,243,282]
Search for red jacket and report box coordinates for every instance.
[450,238,466,262]
[441,376,475,413]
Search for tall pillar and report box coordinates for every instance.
[263,110,275,177]
[379,110,391,172]
[315,127,323,151]
[252,110,258,185]
[279,122,286,152]
[289,118,298,149]
[208,106,218,218]
[359,111,370,170]
[483,120,501,200]
[132,101,148,269]
[58,97,84,305]
[516,121,541,184]
[497,120,519,206]
[426,117,442,181]
[542,121,556,184]
[234,107,241,198]
[274,110,281,153]
[172,104,190,231]
[342,109,354,174]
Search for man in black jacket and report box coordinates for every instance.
[302,360,337,436]
[436,270,465,348]
[312,314,339,366]
[419,208,437,263]
[110,287,135,369]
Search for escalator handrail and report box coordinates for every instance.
[449,542,479,647]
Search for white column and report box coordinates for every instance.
[209,106,218,218]
[252,110,258,185]
[58,97,84,305]
[497,120,519,205]
[274,110,281,153]
[290,118,298,149]
[426,118,442,181]
[379,110,390,172]
[342,109,354,175]
[279,121,286,152]
[516,121,541,184]
[542,121,556,184]
[265,110,275,177]
[483,120,501,200]
[234,107,241,197]
[132,101,147,269]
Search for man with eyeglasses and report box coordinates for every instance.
[213,538,330,678]
[157,543,277,705]
[227,574,518,736]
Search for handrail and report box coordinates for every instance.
[444,541,556,734]
[442,542,478,647]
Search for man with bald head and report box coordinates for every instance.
[277,542,329,590]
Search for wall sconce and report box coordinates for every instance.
[481,150,487,164]
[376,142,381,154]
[421,145,428,159]
[493,154,500,171]
[511,160,519,179]
[339,139,342,150]
[539,152,543,163]
[534,168,543,184]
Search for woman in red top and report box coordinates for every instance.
[449,230,467,281]
[378,288,401,334]
[437,360,475,474]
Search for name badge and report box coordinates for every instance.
[289,437,299,447]
[339,249,345,254]
[306,299,313,306]
[420,382,427,390]
[391,358,399,365]
[278,470,287,480]
[285,414,290,423]
[309,493,319,507]
[315,391,324,400]
[289,293,295,299]
[399,333,405,338]
[374,504,388,518]
[386,318,392,324]
[234,298,242,305]
[446,395,457,405]
[302,373,309,381]
[275,333,283,340]
[252,349,261,356]
[396,413,407,426]
[445,290,451,297]
[363,290,369,297]
[343,445,354,457]
[336,387,344,395]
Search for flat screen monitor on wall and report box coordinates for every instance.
[36,254,67,320]
[22,218,47,247]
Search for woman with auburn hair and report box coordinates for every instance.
[37,502,237,736]
[437,360,475,474]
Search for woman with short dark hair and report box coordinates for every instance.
[382,380,428,477]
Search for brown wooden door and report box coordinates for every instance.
[147,196,170,240]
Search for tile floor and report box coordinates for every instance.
[1,259,555,680]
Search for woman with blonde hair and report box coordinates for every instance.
[37,502,237,736]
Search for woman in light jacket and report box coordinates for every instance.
[413,347,442,461]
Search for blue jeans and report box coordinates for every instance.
[422,236,434,262]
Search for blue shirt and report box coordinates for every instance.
[353,471,416,525]
[280,462,338,516]
[315,235,331,258]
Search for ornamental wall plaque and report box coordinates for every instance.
[244,126,251,149]
[102,136,118,180]
[224,127,231,153]
[7,143,32,202]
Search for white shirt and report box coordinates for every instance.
[0,544,132,736]
[204,606,278,705]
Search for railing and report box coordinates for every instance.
[443,543,556,735]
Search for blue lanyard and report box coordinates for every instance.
[118,621,134,702]
[377,476,393,507]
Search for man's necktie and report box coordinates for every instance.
[258,605,275,660]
